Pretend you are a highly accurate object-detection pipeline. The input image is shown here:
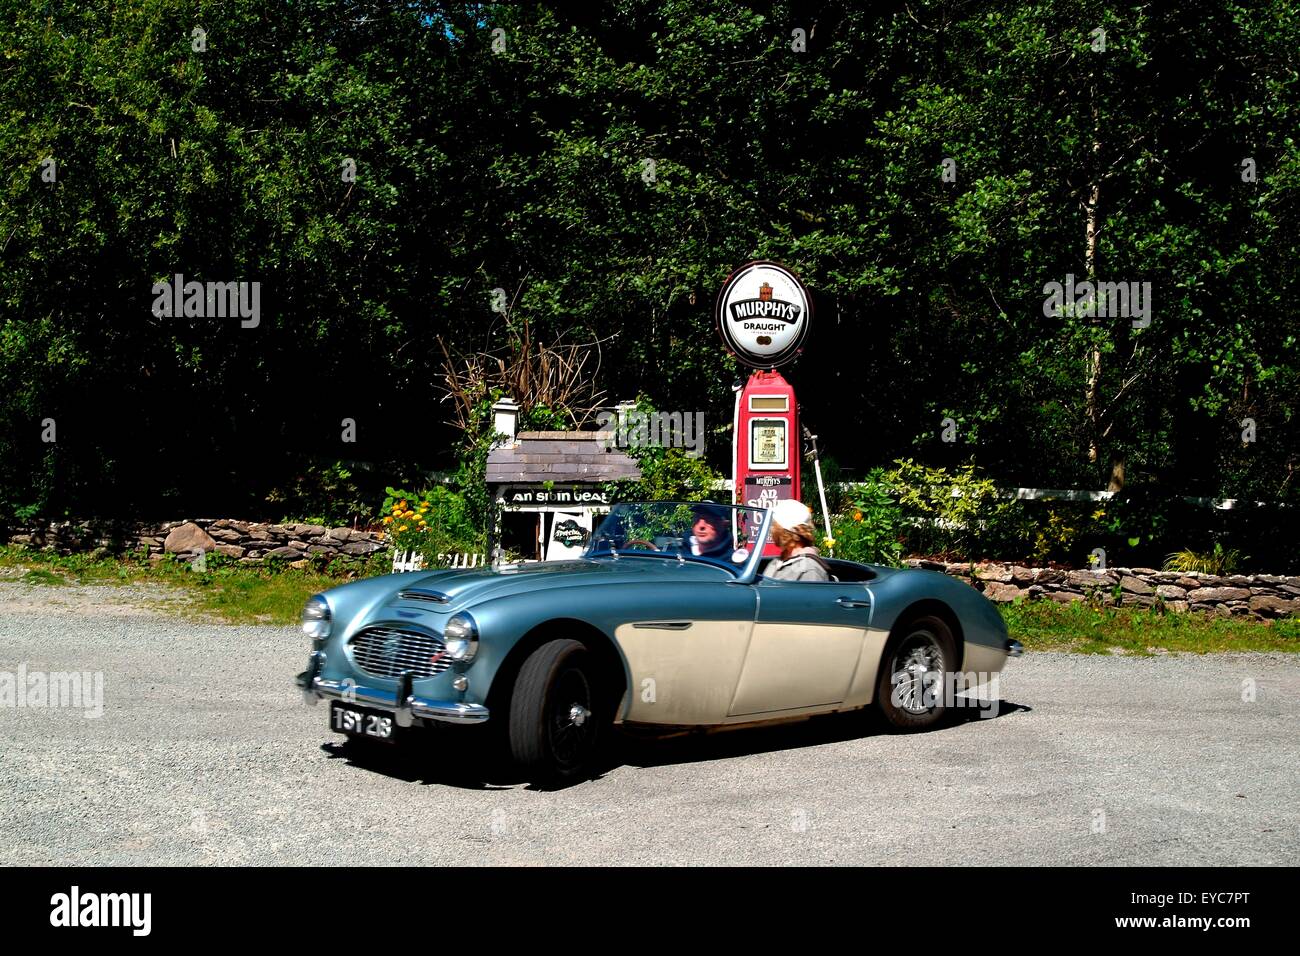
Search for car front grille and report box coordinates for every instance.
[349,626,453,679]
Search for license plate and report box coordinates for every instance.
[330,702,395,740]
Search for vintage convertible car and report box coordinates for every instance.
[296,501,1021,783]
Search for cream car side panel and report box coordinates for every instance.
[614,620,753,725]
[840,627,891,708]
[727,623,865,716]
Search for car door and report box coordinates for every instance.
[614,580,759,726]
[726,576,872,717]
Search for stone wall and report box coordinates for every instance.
[5,519,386,566]
[906,559,1300,620]
[4,519,1297,618]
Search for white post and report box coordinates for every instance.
[808,430,833,553]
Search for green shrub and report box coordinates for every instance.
[380,484,484,562]
[1092,486,1200,569]
[266,460,372,526]
[830,468,903,566]
[1027,501,1096,565]
[609,446,723,503]
[889,459,1018,559]
[1164,543,1245,576]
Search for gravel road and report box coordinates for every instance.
[1,581,1296,865]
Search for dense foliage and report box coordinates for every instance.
[603,396,725,502]
[3,2,1297,561]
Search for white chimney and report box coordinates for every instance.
[492,397,520,446]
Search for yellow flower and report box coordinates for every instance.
[853,511,863,521]
[823,536,836,547]
[398,524,408,532]
[397,500,408,510]
[383,516,393,525]
[404,510,416,519]
[391,506,402,515]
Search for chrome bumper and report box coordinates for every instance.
[296,653,488,726]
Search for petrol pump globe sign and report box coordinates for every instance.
[715,260,812,368]
[718,260,812,554]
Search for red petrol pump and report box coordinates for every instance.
[715,260,813,555]
[733,370,799,552]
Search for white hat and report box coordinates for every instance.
[771,498,813,530]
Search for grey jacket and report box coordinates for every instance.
[764,548,830,582]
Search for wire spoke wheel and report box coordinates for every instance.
[891,630,945,715]
[876,614,956,731]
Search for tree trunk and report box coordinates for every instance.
[1107,456,1125,492]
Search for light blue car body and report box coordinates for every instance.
[297,514,1017,731]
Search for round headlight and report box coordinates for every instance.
[301,594,331,640]
[443,612,479,663]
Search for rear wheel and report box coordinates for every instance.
[875,614,958,731]
[508,639,606,784]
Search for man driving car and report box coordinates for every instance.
[688,502,739,560]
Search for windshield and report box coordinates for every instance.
[585,501,768,571]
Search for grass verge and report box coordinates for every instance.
[0,545,389,625]
[1001,598,1300,655]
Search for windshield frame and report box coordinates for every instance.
[584,501,772,582]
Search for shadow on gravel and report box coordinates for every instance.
[618,699,1032,771]
[320,725,521,790]
[320,699,1031,791]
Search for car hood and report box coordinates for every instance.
[382,557,734,613]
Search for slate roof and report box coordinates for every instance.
[486,431,642,484]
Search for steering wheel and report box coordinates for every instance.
[624,539,660,550]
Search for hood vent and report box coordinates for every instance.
[397,588,451,605]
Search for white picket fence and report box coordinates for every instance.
[391,550,487,573]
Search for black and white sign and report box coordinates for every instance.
[715,260,812,368]
[546,511,592,560]
[499,485,612,506]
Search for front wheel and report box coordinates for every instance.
[875,614,958,731]
[508,639,606,784]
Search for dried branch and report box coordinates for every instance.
[434,328,616,435]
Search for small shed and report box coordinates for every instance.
[485,401,640,561]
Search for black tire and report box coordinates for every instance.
[875,614,958,731]
[508,639,605,784]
